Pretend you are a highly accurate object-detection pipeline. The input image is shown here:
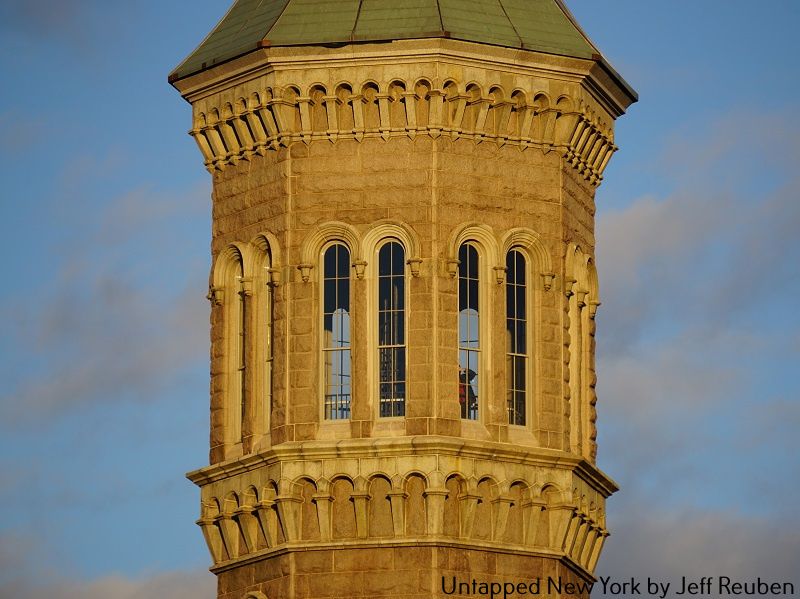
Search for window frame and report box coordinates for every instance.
[374,238,408,419]
[319,241,353,421]
[505,247,532,428]
[458,241,484,422]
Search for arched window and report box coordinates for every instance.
[506,249,527,425]
[235,257,246,440]
[322,243,351,420]
[458,243,480,420]
[377,240,406,417]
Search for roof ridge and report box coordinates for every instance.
[351,0,365,42]
[553,0,600,55]
[495,0,523,49]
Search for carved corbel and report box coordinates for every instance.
[588,299,600,318]
[376,93,391,140]
[322,95,339,141]
[541,272,555,291]
[386,490,408,536]
[267,267,282,287]
[274,494,303,542]
[547,502,577,551]
[255,499,279,547]
[401,91,419,132]
[521,498,546,546]
[239,276,254,297]
[491,495,515,540]
[312,493,334,541]
[297,264,313,283]
[234,505,260,553]
[353,260,367,279]
[407,257,423,277]
[427,88,446,136]
[423,487,449,535]
[196,516,226,563]
[350,491,371,538]
[296,96,313,142]
[207,286,224,306]
[575,290,587,309]
[564,277,577,298]
[445,259,460,278]
[458,492,482,538]
[493,266,506,284]
[587,527,610,572]
[215,513,241,559]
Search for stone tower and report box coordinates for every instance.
[170,1,636,597]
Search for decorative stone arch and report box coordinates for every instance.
[211,243,251,456]
[362,220,422,276]
[298,221,363,282]
[360,81,381,131]
[443,472,469,538]
[472,476,499,540]
[500,227,555,290]
[306,83,329,133]
[244,592,269,599]
[248,232,281,285]
[538,482,565,502]
[564,242,586,295]
[212,242,250,291]
[367,473,394,538]
[403,471,428,536]
[447,223,500,275]
[504,479,532,544]
[585,257,600,314]
[387,79,409,129]
[222,491,240,515]
[328,475,358,539]
[334,81,356,131]
[241,486,259,508]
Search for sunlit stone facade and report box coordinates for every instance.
[171,5,635,597]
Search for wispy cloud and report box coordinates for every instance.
[595,109,800,586]
[0,181,210,425]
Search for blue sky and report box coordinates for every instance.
[0,1,798,597]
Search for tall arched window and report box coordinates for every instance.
[458,243,480,420]
[235,258,246,440]
[506,249,527,425]
[377,240,406,417]
[322,243,351,420]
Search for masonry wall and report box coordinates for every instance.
[207,135,599,463]
[217,547,591,599]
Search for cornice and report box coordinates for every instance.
[186,435,618,496]
[186,68,617,186]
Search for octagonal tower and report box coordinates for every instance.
[170,1,636,597]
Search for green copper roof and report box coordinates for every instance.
[171,0,600,81]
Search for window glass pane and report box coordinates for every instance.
[458,243,480,420]
[324,246,336,277]
[379,243,391,274]
[506,249,527,426]
[323,244,351,420]
[336,244,349,276]
[392,276,404,310]
[378,241,406,417]
[391,242,404,274]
